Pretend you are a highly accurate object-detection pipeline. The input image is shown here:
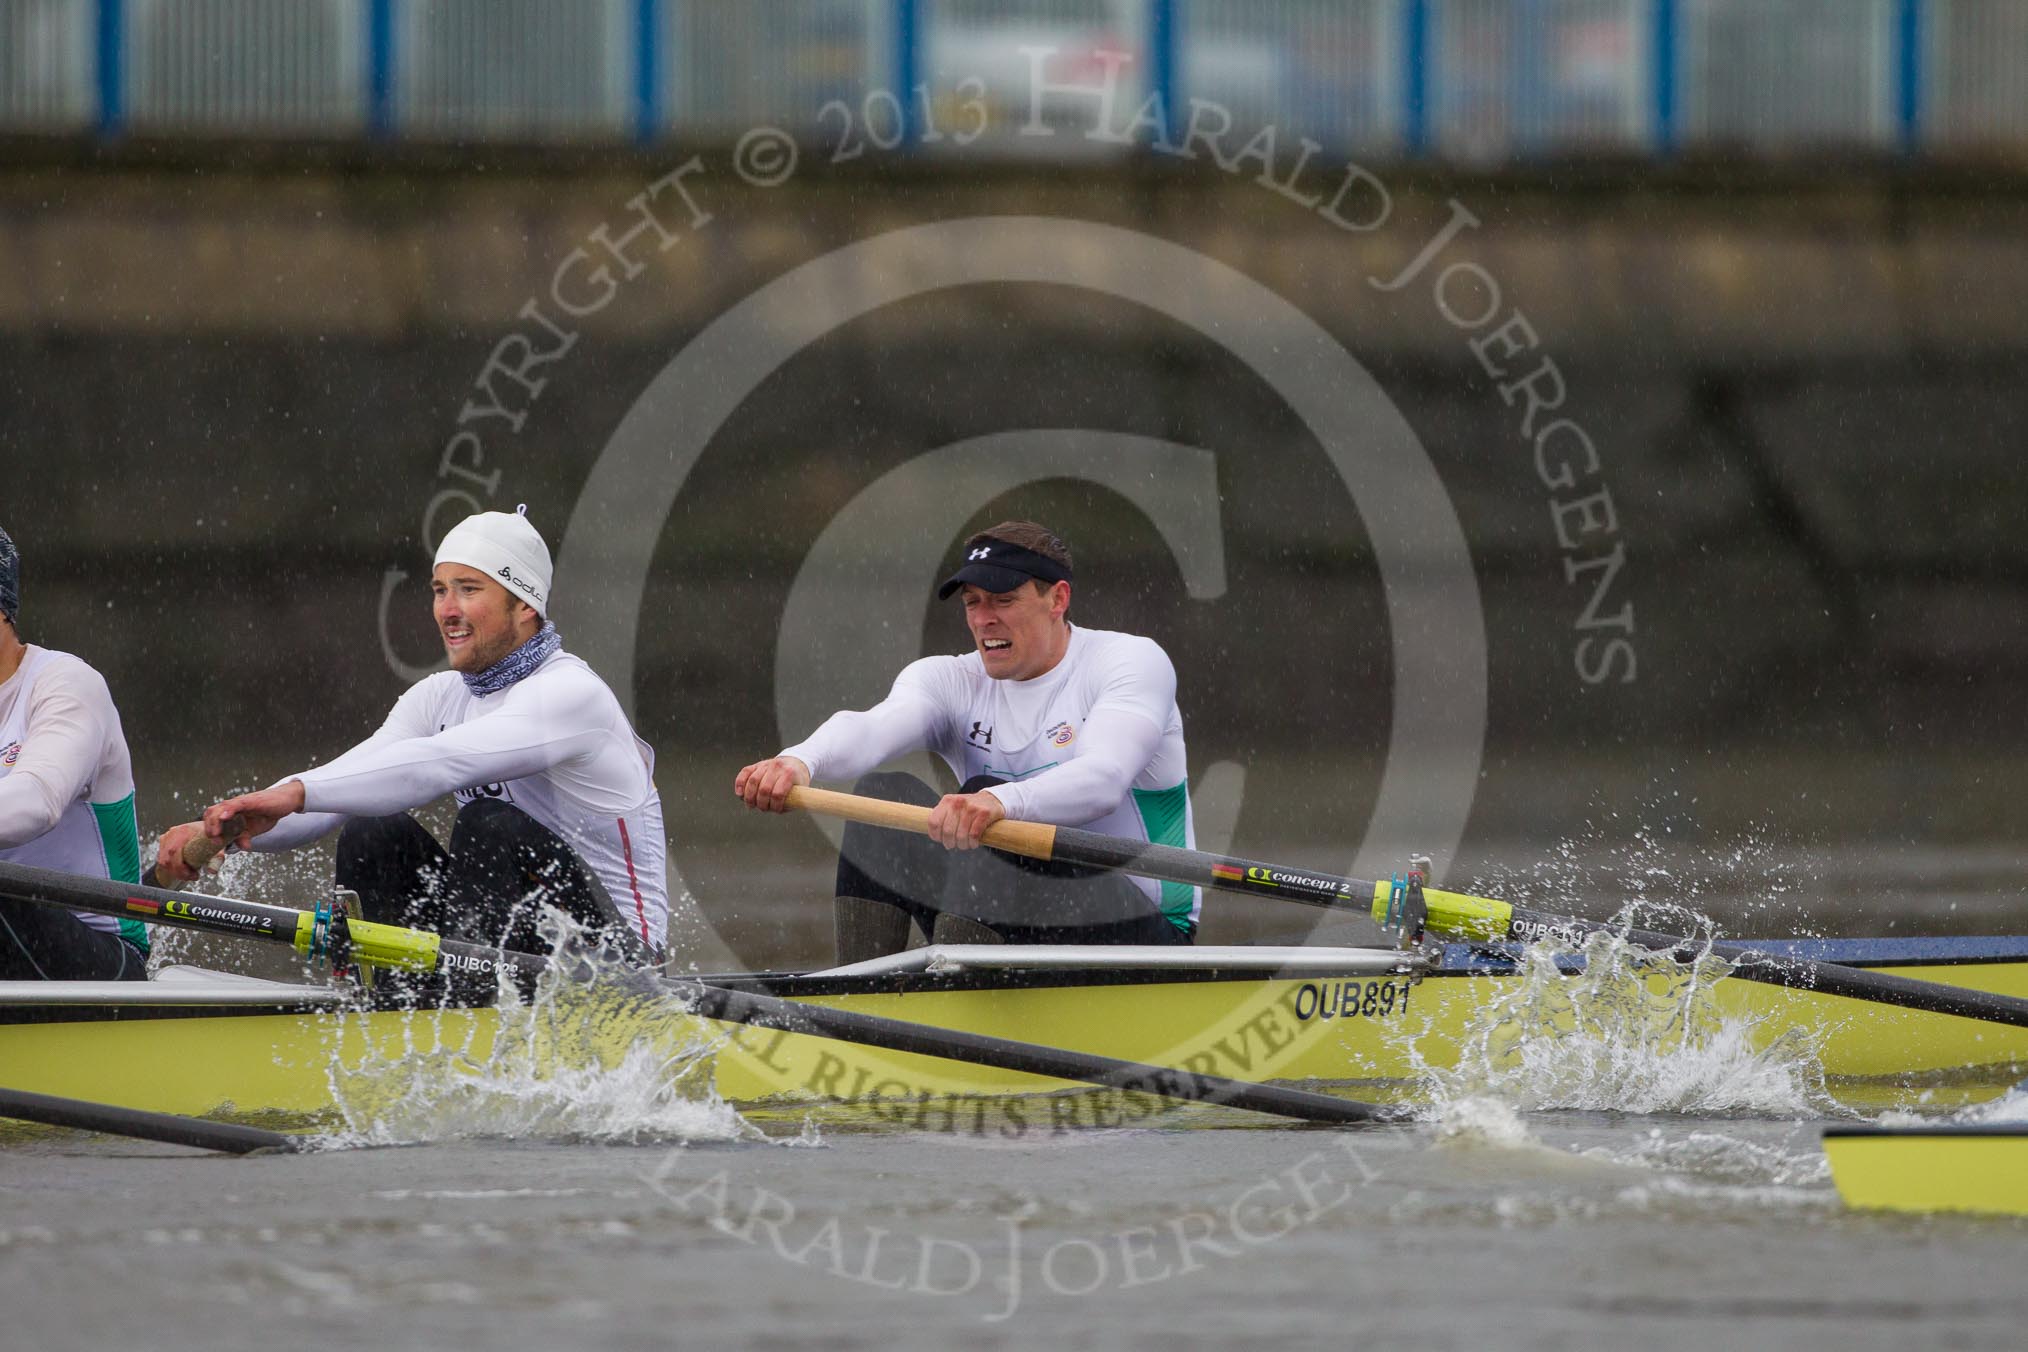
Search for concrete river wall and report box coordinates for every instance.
[3,157,2025,853]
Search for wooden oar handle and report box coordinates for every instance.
[150,815,244,892]
[182,822,236,871]
[785,785,1059,861]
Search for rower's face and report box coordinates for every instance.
[432,563,533,673]
[962,581,1070,680]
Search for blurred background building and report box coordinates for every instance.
[3,3,2026,960]
[1,0,2024,160]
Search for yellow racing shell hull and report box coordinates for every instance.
[3,938,2026,1128]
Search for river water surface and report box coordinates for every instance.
[4,832,2026,1350]
[5,1107,2027,1351]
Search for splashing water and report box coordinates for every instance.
[1585,1126,1830,1188]
[1889,1077,2028,1128]
[308,913,758,1148]
[1428,1095,1539,1149]
[1962,1087,2028,1124]
[1470,817,1824,942]
[319,1009,752,1149]
[1409,913,1835,1119]
[133,844,762,1148]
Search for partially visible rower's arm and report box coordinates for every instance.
[0,672,108,847]
[779,694,943,786]
[979,709,1164,826]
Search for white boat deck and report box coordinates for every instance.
[810,944,1425,978]
[0,965,349,1008]
[0,946,1426,1007]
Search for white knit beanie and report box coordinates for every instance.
[434,505,552,617]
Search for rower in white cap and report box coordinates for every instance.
[155,506,668,1002]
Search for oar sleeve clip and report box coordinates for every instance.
[1382,855,1432,950]
[307,886,360,983]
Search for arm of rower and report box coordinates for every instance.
[291,683,602,820]
[236,679,443,851]
[778,660,952,786]
[166,686,438,872]
[0,667,108,847]
[983,640,1175,825]
[982,708,1165,825]
[236,806,350,852]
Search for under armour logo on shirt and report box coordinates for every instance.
[968,547,992,560]
[969,722,993,746]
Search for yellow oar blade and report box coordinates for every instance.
[1824,1126,2028,1216]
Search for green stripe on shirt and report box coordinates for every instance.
[90,794,149,953]
[1130,782,1195,931]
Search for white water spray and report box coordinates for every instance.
[1404,908,1835,1120]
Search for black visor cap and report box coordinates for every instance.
[936,538,1072,600]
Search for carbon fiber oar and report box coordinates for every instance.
[1429,899,2028,1032]
[788,786,2028,1032]
[788,786,1391,914]
[0,860,1396,1128]
[0,1086,301,1155]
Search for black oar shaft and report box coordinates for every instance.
[787,788,2028,1036]
[677,982,1388,1124]
[0,861,1389,1128]
[1052,826,1372,910]
[425,943,1389,1124]
[787,786,1382,912]
[1503,904,2028,1031]
[0,859,311,943]
[0,1087,300,1154]
[1726,953,2028,1028]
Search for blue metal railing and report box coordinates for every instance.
[0,0,2021,157]
[632,0,657,143]
[1896,0,1922,153]
[1653,0,1677,154]
[94,0,121,135]
[1405,0,1429,154]
[367,0,392,136]
[895,0,919,143]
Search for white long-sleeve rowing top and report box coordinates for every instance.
[0,646,147,948]
[256,649,668,951]
[781,625,1198,930]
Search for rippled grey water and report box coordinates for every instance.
[11,781,2028,1350]
[4,1112,2026,1352]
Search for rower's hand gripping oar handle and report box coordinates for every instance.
[143,815,245,892]
[785,785,1061,860]
[788,785,1505,936]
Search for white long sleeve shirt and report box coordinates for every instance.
[782,625,1198,928]
[257,650,668,951]
[0,646,146,946]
